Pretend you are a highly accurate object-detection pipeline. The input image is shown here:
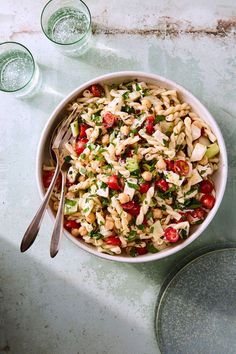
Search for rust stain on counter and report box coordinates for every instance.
[94,17,236,37]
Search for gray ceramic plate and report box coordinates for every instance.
[156,247,236,354]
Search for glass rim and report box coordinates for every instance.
[0,41,36,93]
[40,0,92,46]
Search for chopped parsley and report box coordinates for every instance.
[184,198,202,209]
[88,230,103,240]
[130,247,137,257]
[122,91,130,100]
[147,243,159,253]
[155,115,165,123]
[127,182,139,190]
[179,229,188,239]
[127,230,137,241]
[121,106,135,114]
[64,155,72,163]
[135,83,142,91]
[80,153,86,159]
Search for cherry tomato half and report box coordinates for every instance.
[200,180,214,194]
[200,194,215,209]
[75,138,88,155]
[64,220,80,230]
[164,227,179,243]
[121,201,140,216]
[146,115,155,135]
[136,247,148,255]
[174,160,189,176]
[155,179,169,192]
[42,170,61,189]
[107,175,122,191]
[139,182,151,194]
[165,160,175,171]
[90,84,102,97]
[190,208,206,220]
[103,112,117,129]
[79,123,89,138]
[105,236,121,246]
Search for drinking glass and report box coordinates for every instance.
[0,42,41,98]
[41,0,92,57]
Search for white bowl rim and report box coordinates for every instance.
[36,71,228,263]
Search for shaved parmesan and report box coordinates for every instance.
[163,171,185,186]
[190,143,207,162]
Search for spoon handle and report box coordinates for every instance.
[20,163,60,252]
[50,170,67,258]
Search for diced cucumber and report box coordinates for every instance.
[64,198,78,215]
[126,156,139,172]
[70,120,79,137]
[205,143,220,159]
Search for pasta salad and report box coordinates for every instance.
[43,80,220,257]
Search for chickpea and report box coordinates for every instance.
[86,128,93,139]
[53,201,59,211]
[86,212,96,224]
[102,134,109,145]
[142,171,152,181]
[141,98,152,109]
[120,125,130,136]
[78,226,88,236]
[156,158,166,170]
[104,219,114,230]
[66,191,75,199]
[199,155,208,166]
[118,193,130,204]
[126,214,132,223]
[153,208,163,219]
[71,228,80,237]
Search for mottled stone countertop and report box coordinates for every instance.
[0,1,236,353]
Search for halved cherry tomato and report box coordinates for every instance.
[103,112,117,129]
[155,179,169,192]
[42,170,61,189]
[90,84,102,97]
[200,194,215,209]
[165,160,175,171]
[176,212,190,223]
[136,247,148,255]
[143,217,148,226]
[139,182,151,194]
[64,220,80,230]
[79,123,89,138]
[146,124,154,135]
[105,236,121,246]
[107,175,122,191]
[75,138,88,155]
[191,208,206,220]
[146,115,155,135]
[121,201,140,216]
[200,180,214,194]
[174,160,189,176]
[164,227,179,243]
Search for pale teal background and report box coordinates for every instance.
[0,1,236,353]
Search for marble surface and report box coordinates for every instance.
[0,1,236,353]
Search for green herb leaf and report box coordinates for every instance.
[64,155,72,163]
[179,229,188,239]
[122,91,130,100]
[184,198,202,209]
[147,243,159,253]
[130,247,137,257]
[137,224,145,231]
[121,106,135,114]
[127,182,139,190]
[88,230,103,240]
[155,115,165,123]
[80,153,86,159]
[135,83,142,91]
[127,230,137,241]
[100,181,107,189]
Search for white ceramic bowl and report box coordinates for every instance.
[36,71,228,263]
